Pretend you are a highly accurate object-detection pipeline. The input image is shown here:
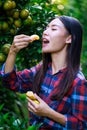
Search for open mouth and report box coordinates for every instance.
[43,38,49,44]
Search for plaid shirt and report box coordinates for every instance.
[0,63,87,130]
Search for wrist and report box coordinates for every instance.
[9,49,17,56]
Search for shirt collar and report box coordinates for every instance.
[48,62,67,75]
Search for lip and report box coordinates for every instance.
[42,43,48,47]
[42,37,49,42]
[42,37,49,41]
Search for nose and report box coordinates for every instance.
[43,28,49,36]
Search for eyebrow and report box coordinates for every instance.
[47,24,61,28]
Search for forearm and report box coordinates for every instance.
[46,107,66,126]
[43,112,86,129]
[4,50,16,74]
[44,108,86,129]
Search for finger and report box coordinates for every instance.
[14,34,29,39]
[14,42,29,47]
[13,42,29,51]
[28,102,34,112]
[11,44,28,53]
[27,100,37,113]
[34,94,42,103]
[27,97,36,108]
[14,37,30,43]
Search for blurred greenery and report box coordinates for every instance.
[0,0,87,129]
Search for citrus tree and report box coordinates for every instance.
[0,0,62,128]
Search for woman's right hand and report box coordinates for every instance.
[4,34,32,73]
[10,34,31,55]
[4,34,39,73]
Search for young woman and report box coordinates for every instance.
[1,16,87,129]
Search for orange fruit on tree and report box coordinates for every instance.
[3,0,13,10]
[20,9,29,19]
[2,44,11,54]
[2,22,9,31]
[0,53,6,63]
[10,28,16,35]
[12,1,16,9]
[14,19,22,28]
[24,16,33,26]
[12,9,19,19]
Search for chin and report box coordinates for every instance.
[42,49,49,53]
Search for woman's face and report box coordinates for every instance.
[42,18,70,53]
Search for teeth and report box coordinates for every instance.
[43,39,47,42]
[43,39,49,43]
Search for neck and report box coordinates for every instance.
[51,51,67,75]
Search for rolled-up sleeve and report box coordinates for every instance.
[0,63,42,93]
[65,81,87,130]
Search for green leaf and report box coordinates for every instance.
[28,123,43,130]
[3,112,9,120]
[32,5,42,10]
[0,104,4,111]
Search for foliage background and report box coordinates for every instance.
[0,0,87,129]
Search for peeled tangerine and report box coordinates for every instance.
[30,34,40,42]
[26,91,39,104]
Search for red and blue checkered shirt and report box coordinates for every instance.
[0,63,87,130]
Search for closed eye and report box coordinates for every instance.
[51,28,57,30]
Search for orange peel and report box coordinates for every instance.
[26,91,39,104]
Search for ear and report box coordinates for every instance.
[66,35,71,44]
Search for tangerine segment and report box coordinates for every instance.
[26,91,36,100]
[30,34,40,42]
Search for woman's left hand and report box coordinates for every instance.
[27,93,51,117]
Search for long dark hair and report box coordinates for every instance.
[33,16,83,100]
